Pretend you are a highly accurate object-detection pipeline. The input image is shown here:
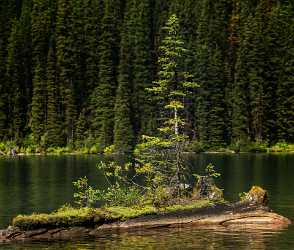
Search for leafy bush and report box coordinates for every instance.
[0,142,6,153]
[90,144,102,154]
[100,183,143,207]
[46,146,70,154]
[270,142,294,152]
[73,177,100,207]
[230,140,268,153]
[239,192,248,201]
[103,145,115,155]
[247,142,268,153]
[185,140,206,153]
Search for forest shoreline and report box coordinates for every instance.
[1,145,293,156]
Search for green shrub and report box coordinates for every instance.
[73,177,100,207]
[103,145,115,155]
[46,146,70,154]
[22,134,35,148]
[80,147,90,154]
[270,142,294,152]
[0,142,6,153]
[102,184,143,207]
[185,140,206,153]
[90,145,101,154]
[247,142,268,153]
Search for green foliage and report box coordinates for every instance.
[136,14,198,197]
[46,146,70,155]
[205,163,221,179]
[270,142,294,153]
[239,192,248,201]
[90,0,121,148]
[46,45,63,147]
[230,140,268,153]
[0,1,293,150]
[103,144,116,155]
[31,63,46,145]
[96,161,144,206]
[185,140,207,153]
[73,177,100,207]
[99,183,143,207]
[193,163,221,181]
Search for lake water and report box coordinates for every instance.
[0,154,293,249]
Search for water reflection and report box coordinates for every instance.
[3,225,292,250]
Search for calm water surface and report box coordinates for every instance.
[0,154,293,249]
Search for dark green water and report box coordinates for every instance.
[0,154,293,249]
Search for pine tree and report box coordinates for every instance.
[132,0,155,137]
[232,5,254,144]
[0,1,17,139]
[91,0,121,148]
[6,0,32,142]
[113,0,135,153]
[74,0,104,143]
[46,44,63,147]
[137,14,198,195]
[31,62,46,144]
[31,0,50,145]
[195,0,229,147]
[275,2,294,142]
[56,0,77,144]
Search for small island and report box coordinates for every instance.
[0,186,290,243]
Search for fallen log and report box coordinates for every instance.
[0,186,291,243]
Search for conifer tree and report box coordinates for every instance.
[0,0,15,139]
[132,0,155,137]
[6,0,32,142]
[138,14,198,193]
[113,0,135,153]
[46,44,63,146]
[31,0,50,145]
[91,0,121,148]
[31,62,46,144]
[195,0,229,146]
[56,0,76,144]
[275,3,294,142]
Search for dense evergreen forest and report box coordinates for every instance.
[0,0,293,153]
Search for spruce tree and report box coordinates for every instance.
[113,0,135,153]
[195,0,229,147]
[31,0,50,145]
[275,3,294,142]
[46,44,63,147]
[132,0,155,137]
[138,14,198,195]
[31,62,46,144]
[56,0,76,144]
[0,0,16,139]
[91,0,121,148]
[6,0,32,142]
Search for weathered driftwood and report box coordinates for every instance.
[0,186,291,243]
